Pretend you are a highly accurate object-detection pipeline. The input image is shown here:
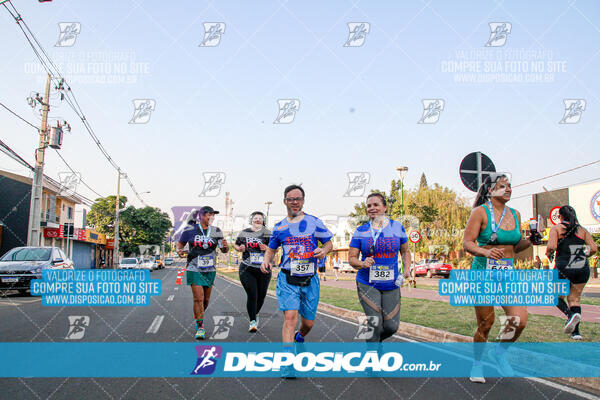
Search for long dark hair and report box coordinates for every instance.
[559,205,580,237]
[366,192,387,206]
[473,173,508,208]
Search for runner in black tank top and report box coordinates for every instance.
[546,206,598,340]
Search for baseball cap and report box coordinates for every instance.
[199,206,220,215]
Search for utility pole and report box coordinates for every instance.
[27,74,51,246]
[113,171,122,268]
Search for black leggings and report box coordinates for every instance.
[239,264,272,321]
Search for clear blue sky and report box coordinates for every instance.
[2,0,599,223]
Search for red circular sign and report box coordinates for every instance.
[408,230,421,243]
[549,206,561,225]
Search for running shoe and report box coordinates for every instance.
[294,331,305,343]
[564,313,581,334]
[469,363,486,384]
[249,320,258,333]
[195,327,206,340]
[280,365,296,379]
[488,347,514,377]
[571,333,583,340]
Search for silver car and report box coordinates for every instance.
[0,246,74,295]
[118,257,141,269]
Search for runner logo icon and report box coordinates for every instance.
[559,99,586,124]
[199,23,226,47]
[485,22,511,47]
[66,316,90,340]
[55,22,81,47]
[210,316,234,339]
[344,23,370,47]
[191,345,222,375]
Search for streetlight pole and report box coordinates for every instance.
[396,166,408,216]
[265,201,272,226]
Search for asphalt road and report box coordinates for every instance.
[0,262,597,400]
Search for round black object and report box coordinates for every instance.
[459,152,496,192]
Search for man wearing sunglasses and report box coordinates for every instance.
[261,185,333,353]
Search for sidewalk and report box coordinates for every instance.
[319,274,600,324]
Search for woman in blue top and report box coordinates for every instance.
[349,193,411,342]
[463,174,533,383]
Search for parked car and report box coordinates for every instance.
[0,246,74,295]
[164,257,174,266]
[140,258,155,271]
[339,261,356,273]
[118,257,141,269]
[412,259,452,278]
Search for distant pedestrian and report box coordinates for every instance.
[533,256,542,269]
[333,257,341,280]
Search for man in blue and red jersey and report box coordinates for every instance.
[261,184,333,346]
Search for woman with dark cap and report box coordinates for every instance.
[546,205,598,340]
[234,211,272,333]
[177,206,228,340]
[463,174,534,383]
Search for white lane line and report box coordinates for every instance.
[174,287,179,291]
[215,275,597,399]
[146,315,164,334]
[167,295,174,301]
[526,377,600,400]
[0,298,42,306]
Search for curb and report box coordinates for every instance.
[217,271,472,343]
[217,271,599,395]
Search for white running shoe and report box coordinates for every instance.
[571,333,583,340]
[564,313,581,334]
[248,320,257,333]
[488,347,514,377]
[469,363,486,384]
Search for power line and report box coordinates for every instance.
[3,1,149,207]
[512,159,600,188]
[52,150,105,199]
[0,137,34,170]
[511,177,600,200]
[0,99,105,200]
[0,101,38,130]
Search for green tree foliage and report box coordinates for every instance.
[349,173,471,257]
[419,173,428,189]
[87,196,172,257]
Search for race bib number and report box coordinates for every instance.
[486,258,513,270]
[249,253,264,264]
[369,265,394,282]
[196,256,215,268]
[290,259,315,276]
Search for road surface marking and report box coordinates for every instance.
[146,315,164,334]
[215,274,597,398]
[167,295,174,301]
[0,298,42,306]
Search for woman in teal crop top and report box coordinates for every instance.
[462,174,534,384]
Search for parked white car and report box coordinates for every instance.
[139,258,155,271]
[118,258,141,269]
[339,261,356,273]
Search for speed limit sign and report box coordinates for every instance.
[409,230,421,244]
[549,206,561,225]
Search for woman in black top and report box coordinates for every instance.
[234,211,272,333]
[546,206,598,340]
